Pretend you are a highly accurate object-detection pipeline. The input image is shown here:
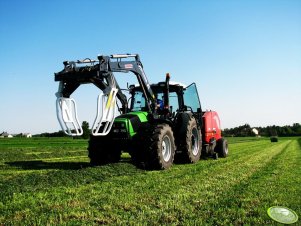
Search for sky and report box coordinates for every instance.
[0,0,300,134]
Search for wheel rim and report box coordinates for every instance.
[162,135,172,162]
[224,142,229,155]
[191,128,199,156]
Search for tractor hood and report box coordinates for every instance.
[113,111,149,138]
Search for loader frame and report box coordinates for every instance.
[55,54,157,135]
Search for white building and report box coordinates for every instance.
[22,133,32,138]
[0,132,13,138]
[252,128,259,136]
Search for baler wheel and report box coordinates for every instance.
[215,138,228,158]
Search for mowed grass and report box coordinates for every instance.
[0,137,300,225]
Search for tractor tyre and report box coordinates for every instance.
[175,113,202,163]
[215,138,228,158]
[138,123,175,170]
[88,135,121,165]
[130,124,150,168]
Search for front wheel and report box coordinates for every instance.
[161,132,173,163]
[88,135,121,165]
[152,124,176,169]
[140,123,175,170]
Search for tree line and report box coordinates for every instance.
[35,121,301,138]
[35,121,90,139]
[222,123,301,137]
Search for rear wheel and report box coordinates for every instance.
[175,113,202,163]
[215,138,228,158]
[88,135,121,165]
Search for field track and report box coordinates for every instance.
[0,137,300,225]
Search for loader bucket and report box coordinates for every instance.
[56,97,83,136]
[92,87,118,136]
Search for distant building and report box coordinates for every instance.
[22,133,32,138]
[0,132,13,138]
[252,128,259,137]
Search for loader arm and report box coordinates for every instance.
[54,54,156,136]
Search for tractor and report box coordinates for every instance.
[54,54,228,170]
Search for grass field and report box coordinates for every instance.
[0,137,300,225]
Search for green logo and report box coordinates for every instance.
[267,206,298,224]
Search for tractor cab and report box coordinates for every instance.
[129,81,203,125]
[129,82,184,114]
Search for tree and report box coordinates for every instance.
[222,123,301,137]
[82,121,90,139]
[292,123,301,136]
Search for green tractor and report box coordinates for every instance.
[54,54,228,170]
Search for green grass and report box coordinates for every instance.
[0,137,300,225]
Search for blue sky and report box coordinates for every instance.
[0,0,300,134]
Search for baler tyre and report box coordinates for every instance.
[146,124,176,170]
[175,113,202,163]
[88,135,121,165]
[216,138,228,158]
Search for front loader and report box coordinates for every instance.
[54,54,228,170]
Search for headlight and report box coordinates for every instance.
[113,122,127,133]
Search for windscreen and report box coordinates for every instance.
[131,90,179,114]
[156,92,179,114]
[131,91,147,111]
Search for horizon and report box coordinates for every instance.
[1,122,300,136]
